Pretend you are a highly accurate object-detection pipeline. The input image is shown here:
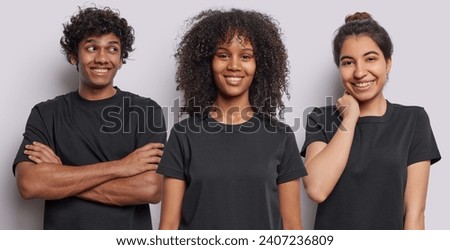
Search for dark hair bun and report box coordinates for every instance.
[345,12,373,23]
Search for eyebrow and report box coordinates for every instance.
[363,51,380,57]
[215,46,254,52]
[340,50,380,61]
[84,39,120,45]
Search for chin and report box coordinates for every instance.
[90,82,113,88]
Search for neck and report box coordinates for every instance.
[211,97,254,124]
[359,94,387,117]
[78,84,117,101]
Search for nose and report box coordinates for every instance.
[227,56,241,71]
[353,62,367,79]
[94,49,108,64]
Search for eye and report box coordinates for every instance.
[340,60,353,66]
[366,56,378,62]
[108,47,119,53]
[86,46,96,52]
[215,53,229,60]
[241,54,254,61]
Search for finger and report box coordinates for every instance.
[336,97,343,108]
[26,143,52,157]
[27,155,43,164]
[144,156,162,165]
[26,145,55,162]
[24,148,61,164]
[139,143,165,151]
[149,148,164,157]
[32,142,59,158]
[24,150,46,162]
[138,148,164,158]
[147,164,158,171]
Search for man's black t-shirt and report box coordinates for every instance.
[13,88,166,229]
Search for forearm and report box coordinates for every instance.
[16,160,124,200]
[18,142,162,201]
[403,161,430,230]
[303,120,356,203]
[159,177,185,229]
[77,171,162,206]
[279,179,302,230]
[404,210,425,230]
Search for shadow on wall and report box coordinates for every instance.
[326,71,344,104]
[8,65,78,230]
[58,65,79,93]
[11,196,44,230]
[299,71,342,230]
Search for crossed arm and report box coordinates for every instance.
[15,141,164,206]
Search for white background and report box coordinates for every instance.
[1,0,448,229]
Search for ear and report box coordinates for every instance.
[69,54,78,65]
[118,59,123,69]
[386,57,392,74]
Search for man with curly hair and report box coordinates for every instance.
[13,6,166,229]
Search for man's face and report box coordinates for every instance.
[71,33,123,90]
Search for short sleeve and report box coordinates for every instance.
[157,126,187,180]
[277,126,307,184]
[407,108,441,166]
[13,106,52,175]
[300,107,329,157]
[135,101,167,147]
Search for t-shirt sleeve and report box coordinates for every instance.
[13,106,52,175]
[277,126,308,184]
[407,108,441,166]
[135,101,167,147]
[300,107,328,157]
[156,126,186,180]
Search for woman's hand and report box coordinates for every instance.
[337,92,360,125]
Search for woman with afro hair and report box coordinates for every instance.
[157,8,307,230]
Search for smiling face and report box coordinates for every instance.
[339,35,392,104]
[71,33,122,95]
[212,35,256,104]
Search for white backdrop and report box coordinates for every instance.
[1,0,448,229]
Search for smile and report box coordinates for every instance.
[352,80,375,88]
[91,68,110,73]
[225,76,244,84]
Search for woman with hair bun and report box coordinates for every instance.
[301,12,441,229]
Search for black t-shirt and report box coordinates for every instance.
[157,114,307,229]
[301,101,441,229]
[13,88,166,229]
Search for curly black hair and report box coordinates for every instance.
[60,6,135,64]
[175,8,289,120]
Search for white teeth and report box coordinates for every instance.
[226,77,243,84]
[226,77,242,81]
[354,80,374,87]
[92,68,108,73]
